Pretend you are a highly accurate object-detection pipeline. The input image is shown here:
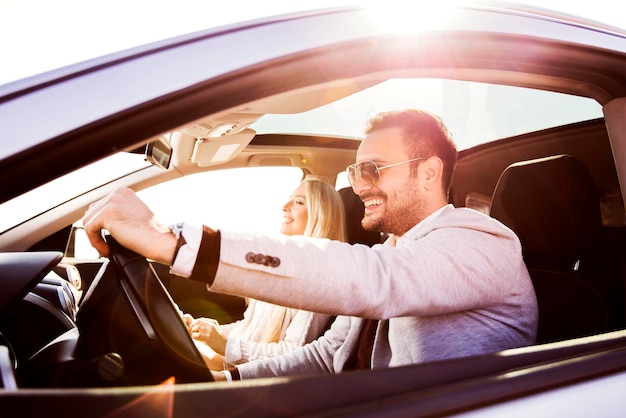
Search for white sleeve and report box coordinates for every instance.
[224,311,333,365]
[236,315,350,379]
[169,223,203,278]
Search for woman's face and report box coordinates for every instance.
[281,182,308,236]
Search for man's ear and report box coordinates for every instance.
[420,156,444,190]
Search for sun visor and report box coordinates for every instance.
[190,128,256,167]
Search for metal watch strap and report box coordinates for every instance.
[169,222,186,263]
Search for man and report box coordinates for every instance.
[83,109,538,381]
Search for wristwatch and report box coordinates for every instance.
[169,222,186,263]
[169,222,185,239]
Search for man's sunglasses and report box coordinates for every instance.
[345,157,425,187]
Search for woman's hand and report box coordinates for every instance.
[189,317,228,355]
[211,370,227,381]
[183,314,194,333]
[192,339,227,370]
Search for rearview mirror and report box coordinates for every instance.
[145,137,172,169]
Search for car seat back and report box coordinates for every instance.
[338,187,383,246]
[490,154,613,343]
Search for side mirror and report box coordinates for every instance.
[145,137,172,170]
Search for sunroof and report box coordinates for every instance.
[251,78,603,150]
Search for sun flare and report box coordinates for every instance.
[365,0,471,33]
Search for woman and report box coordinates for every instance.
[185,178,347,370]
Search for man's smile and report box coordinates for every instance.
[363,198,383,213]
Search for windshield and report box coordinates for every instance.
[137,166,304,233]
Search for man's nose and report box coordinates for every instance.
[351,175,371,196]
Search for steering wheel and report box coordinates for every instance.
[75,235,212,386]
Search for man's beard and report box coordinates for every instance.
[361,212,384,234]
[361,185,426,236]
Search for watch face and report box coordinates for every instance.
[169,222,184,239]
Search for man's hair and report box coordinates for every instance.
[365,109,458,193]
[303,179,347,242]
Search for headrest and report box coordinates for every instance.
[490,155,602,264]
[338,187,382,246]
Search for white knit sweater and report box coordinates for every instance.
[221,299,332,365]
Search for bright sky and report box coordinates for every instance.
[0,0,624,86]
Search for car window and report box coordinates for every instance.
[72,166,306,259]
[251,79,603,149]
[137,166,305,235]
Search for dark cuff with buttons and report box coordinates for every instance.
[187,225,221,286]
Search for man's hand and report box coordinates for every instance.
[82,187,177,264]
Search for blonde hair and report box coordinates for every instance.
[302,179,348,241]
[259,178,347,342]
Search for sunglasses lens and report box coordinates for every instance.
[360,162,379,184]
[347,162,379,187]
[346,165,358,186]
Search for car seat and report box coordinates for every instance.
[490,154,615,343]
[338,187,383,246]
